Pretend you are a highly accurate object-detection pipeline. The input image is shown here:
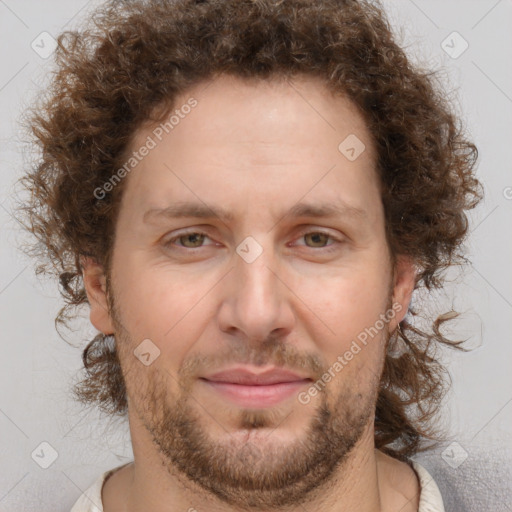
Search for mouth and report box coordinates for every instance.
[199,366,313,408]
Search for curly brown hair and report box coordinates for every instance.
[15,0,482,460]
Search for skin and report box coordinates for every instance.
[82,73,420,512]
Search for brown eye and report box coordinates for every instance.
[177,233,206,248]
[303,232,331,248]
[164,232,211,249]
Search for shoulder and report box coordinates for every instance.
[410,460,446,512]
[69,463,132,512]
[375,450,445,512]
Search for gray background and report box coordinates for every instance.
[0,0,511,510]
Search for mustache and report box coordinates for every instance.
[178,340,326,383]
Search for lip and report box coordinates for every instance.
[203,367,309,385]
[200,366,312,408]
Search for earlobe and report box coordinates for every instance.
[389,255,416,330]
[81,256,115,335]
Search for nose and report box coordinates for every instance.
[217,241,295,344]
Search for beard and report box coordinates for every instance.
[110,297,388,510]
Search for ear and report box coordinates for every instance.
[81,256,115,335]
[388,254,416,332]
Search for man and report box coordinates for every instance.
[18,0,482,510]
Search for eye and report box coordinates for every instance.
[294,230,342,252]
[164,231,214,249]
[302,232,331,248]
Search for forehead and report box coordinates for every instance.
[120,73,379,220]
[163,73,372,147]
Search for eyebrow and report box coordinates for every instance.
[143,200,367,225]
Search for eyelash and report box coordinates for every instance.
[163,229,343,253]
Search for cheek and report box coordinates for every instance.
[111,255,214,356]
[292,259,392,366]
[301,265,391,326]
[301,275,390,404]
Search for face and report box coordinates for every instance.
[84,74,415,509]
